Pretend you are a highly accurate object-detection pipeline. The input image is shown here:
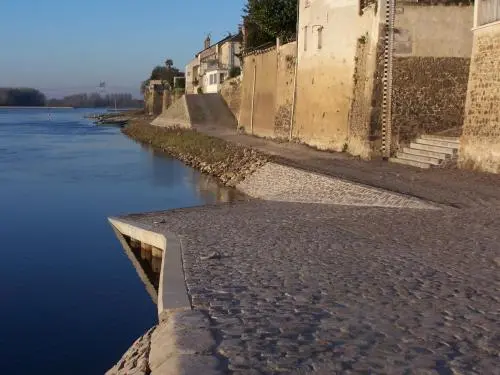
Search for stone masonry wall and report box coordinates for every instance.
[393,57,470,145]
[391,4,473,148]
[460,24,500,174]
[220,76,242,121]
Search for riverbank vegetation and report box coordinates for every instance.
[123,121,267,186]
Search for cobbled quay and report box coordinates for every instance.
[112,195,500,374]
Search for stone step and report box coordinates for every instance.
[402,147,448,160]
[410,142,457,155]
[389,157,431,169]
[397,152,442,165]
[416,138,460,150]
[420,134,460,144]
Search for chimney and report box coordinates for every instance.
[204,35,211,50]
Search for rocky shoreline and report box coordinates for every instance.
[122,120,268,186]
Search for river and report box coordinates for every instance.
[0,108,234,374]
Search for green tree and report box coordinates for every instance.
[244,0,297,49]
[148,58,183,89]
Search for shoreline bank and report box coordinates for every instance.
[122,120,267,186]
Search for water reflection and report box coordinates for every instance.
[111,227,161,304]
[147,146,247,203]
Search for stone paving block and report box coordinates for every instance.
[111,200,500,374]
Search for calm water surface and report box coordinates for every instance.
[0,108,232,374]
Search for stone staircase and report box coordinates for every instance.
[389,134,460,169]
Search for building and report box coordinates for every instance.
[460,0,500,173]
[292,0,473,158]
[185,33,242,94]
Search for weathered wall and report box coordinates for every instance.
[239,42,297,139]
[460,24,500,174]
[294,0,379,155]
[145,91,163,116]
[349,28,383,158]
[250,48,277,138]
[274,42,297,139]
[220,76,242,120]
[394,5,473,58]
[392,5,473,146]
[393,57,470,143]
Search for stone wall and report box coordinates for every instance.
[392,4,473,147]
[220,76,242,121]
[460,24,500,174]
[274,42,297,139]
[393,57,470,144]
[239,42,297,139]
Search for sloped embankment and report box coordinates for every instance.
[123,121,267,186]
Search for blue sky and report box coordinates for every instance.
[0,0,246,98]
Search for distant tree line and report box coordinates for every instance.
[0,88,46,106]
[47,93,143,108]
[0,87,142,108]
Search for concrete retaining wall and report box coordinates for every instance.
[239,42,297,139]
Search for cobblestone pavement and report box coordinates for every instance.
[197,126,500,209]
[237,163,435,209]
[119,201,500,374]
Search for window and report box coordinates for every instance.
[477,0,500,26]
[317,27,323,50]
[304,26,308,51]
[209,73,218,85]
[220,73,225,83]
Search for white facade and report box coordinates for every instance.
[203,70,227,93]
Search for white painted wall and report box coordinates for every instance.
[203,70,227,93]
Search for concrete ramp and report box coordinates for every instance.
[151,93,237,131]
[185,93,237,130]
[151,95,191,128]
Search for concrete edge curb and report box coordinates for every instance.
[108,218,191,317]
[107,217,225,374]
